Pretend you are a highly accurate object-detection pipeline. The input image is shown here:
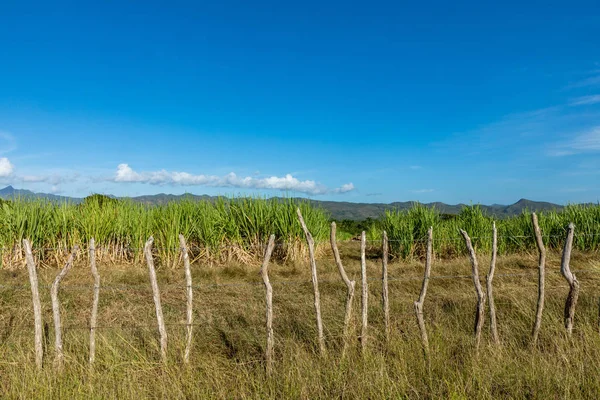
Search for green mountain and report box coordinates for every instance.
[0,185,570,220]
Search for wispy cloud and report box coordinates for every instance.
[560,188,589,193]
[567,73,600,89]
[332,183,355,194]
[411,189,434,193]
[569,95,600,106]
[409,165,422,170]
[0,132,17,155]
[20,173,80,185]
[547,126,600,156]
[0,157,80,189]
[111,164,355,195]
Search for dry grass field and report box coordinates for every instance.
[1,243,600,399]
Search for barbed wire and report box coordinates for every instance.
[0,231,598,253]
[1,268,599,292]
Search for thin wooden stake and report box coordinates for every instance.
[360,231,368,353]
[297,208,326,355]
[144,236,168,363]
[51,245,78,371]
[260,234,276,376]
[487,222,500,345]
[560,223,579,336]
[598,298,600,335]
[89,238,100,366]
[382,231,390,343]
[531,212,546,345]
[179,234,193,363]
[414,227,433,370]
[460,230,486,353]
[330,222,355,357]
[23,239,43,370]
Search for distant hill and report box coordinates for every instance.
[0,185,83,204]
[299,198,564,220]
[0,185,569,220]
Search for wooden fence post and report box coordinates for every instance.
[330,222,355,357]
[560,223,579,336]
[360,231,368,353]
[144,237,168,363]
[51,245,78,371]
[89,238,100,366]
[23,239,43,370]
[297,208,326,355]
[414,227,433,370]
[179,234,194,363]
[382,231,390,343]
[487,222,500,345]
[531,213,546,345]
[260,234,276,376]
[460,230,485,353]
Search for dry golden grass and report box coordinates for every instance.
[1,244,599,398]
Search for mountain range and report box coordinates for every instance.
[0,185,572,220]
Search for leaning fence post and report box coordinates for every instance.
[144,236,168,363]
[531,213,546,345]
[460,230,486,354]
[179,234,193,363]
[382,231,390,344]
[330,222,355,358]
[89,238,100,366]
[560,223,579,336]
[414,227,433,371]
[360,231,368,353]
[23,239,43,370]
[51,245,78,371]
[260,234,276,376]
[296,208,326,355]
[487,222,500,345]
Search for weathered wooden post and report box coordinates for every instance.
[382,231,390,343]
[560,223,579,336]
[330,222,355,357]
[487,222,500,344]
[23,239,43,370]
[360,231,368,353]
[51,245,78,371]
[531,213,546,345]
[144,236,168,363]
[89,238,100,366]
[179,234,193,363]
[414,227,433,369]
[460,230,485,353]
[260,234,276,375]
[297,208,326,355]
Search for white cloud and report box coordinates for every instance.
[567,74,600,89]
[0,157,14,177]
[112,164,355,195]
[20,174,78,185]
[50,185,62,194]
[0,157,79,185]
[332,183,355,193]
[0,132,17,155]
[569,95,600,106]
[411,189,434,193]
[548,126,600,156]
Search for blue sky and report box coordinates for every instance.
[0,1,599,204]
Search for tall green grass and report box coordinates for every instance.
[375,203,600,259]
[0,196,330,267]
[1,197,598,267]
